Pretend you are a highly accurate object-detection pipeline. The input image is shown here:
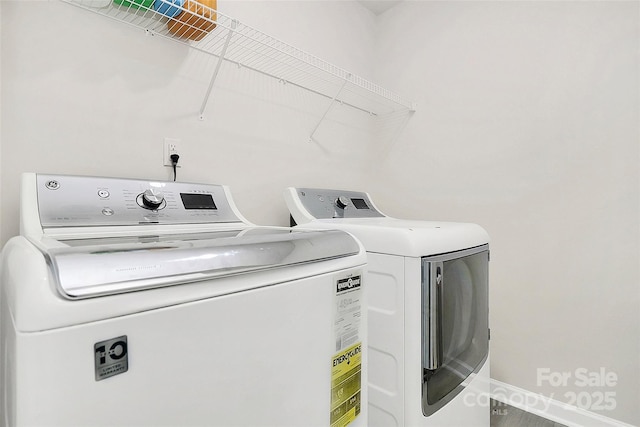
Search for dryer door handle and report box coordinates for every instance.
[425,261,444,370]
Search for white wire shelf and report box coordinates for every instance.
[63,0,415,132]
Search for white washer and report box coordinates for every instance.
[284,188,490,427]
[1,174,368,427]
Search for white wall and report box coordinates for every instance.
[0,0,377,243]
[374,1,639,425]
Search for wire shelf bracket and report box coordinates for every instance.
[199,20,237,121]
[309,77,349,142]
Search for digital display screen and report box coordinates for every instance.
[180,193,217,210]
[351,198,369,210]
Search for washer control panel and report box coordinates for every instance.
[36,174,243,227]
[292,188,384,219]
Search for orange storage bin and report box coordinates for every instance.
[168,0,217,41]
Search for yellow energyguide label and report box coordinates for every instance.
[330,342,362,427]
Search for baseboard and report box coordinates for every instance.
[490,379,634,427]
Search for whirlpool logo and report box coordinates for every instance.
[336,276,361,293]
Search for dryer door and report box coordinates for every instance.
[421,244,489,416]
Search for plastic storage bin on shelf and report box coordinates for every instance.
[113,0,153,9]
[167,0,217,41]
[154,0,184,18]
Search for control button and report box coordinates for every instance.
[336,196,349,209]
[98,190,110,199]
[101,208,114,216]
[45,180,60,190]
[140,189,165,210]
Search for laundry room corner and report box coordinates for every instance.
[371,1,640,426]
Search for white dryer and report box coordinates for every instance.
[1,174,367,427]
[284,188,490,427]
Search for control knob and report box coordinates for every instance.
[335,196,349,209]
[141,189,165,210]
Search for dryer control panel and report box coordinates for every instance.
[36,174,243,227]
[290,188,384,220]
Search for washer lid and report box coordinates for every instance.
[41,228,360,299]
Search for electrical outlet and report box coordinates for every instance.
[163,138,181,167]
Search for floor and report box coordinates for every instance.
[490,400,567,427]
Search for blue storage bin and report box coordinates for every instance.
[155,0,184,18]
